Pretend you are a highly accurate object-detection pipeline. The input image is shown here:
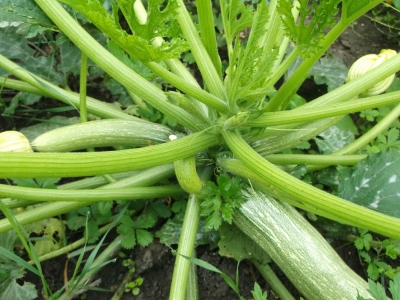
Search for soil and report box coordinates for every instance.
[10,7,400,300]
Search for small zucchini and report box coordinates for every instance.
[32,119,174,152]
[174,155,203,194]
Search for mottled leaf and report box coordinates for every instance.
[310,55,348,91]
[0,0,54,37]
[218,223,270,265]
[339,151,400,217]
[315,125,354,154]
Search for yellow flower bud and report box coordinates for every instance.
[346,49,397,97]
[0,131,33,152]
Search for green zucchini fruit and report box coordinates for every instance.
[234,187,371,300]
[174,155,202,194]
[31,119,174,152]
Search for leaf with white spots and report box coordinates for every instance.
[314,117,356,154]
[338,151,400,217]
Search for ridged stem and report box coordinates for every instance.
[175,0,227,101]
[248,91,400,127]
[0,185,183,202]
[222,130,400,239]
[196,0,221,75]
[0,131,219,178]
[0,164,178,233]
[169,167,211,300]
[0,63,142,121]
[35,0,200,131]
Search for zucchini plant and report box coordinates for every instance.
[1,0,400,299]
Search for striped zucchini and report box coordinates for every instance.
[174,155,203,194]
[31,119,174,152]
[234,187,371,300]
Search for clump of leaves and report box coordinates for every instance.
[354,229,400,281]
[199,173,244,231]
[357,273,400,300]
[67,204,112,244]
[117,213,156,249]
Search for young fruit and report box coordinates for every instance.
[174,155,203,194]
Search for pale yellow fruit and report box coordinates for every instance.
[0,131,32,152]
[347,49,397,97]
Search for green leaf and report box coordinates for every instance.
[205,211,222,231]
[177,252,240,294]
[366,279,387,300]
[3,92,41,115]
[58,40,84,75]
[220,0,253,46]
[148,202,171,218]
[86,219,100,244]
[367,262,381,281]
[119,214,135,229]
[389,274,400,300]
[339,151,400,217]
[218,223,270,265]
[136,229,153,247]
[225,1,277,106]
[67,215,86,231]
[343,0,377,19]
[20,116,80,141]
[106,40,154,80]
[155,212,183,245]
[354,230,372,251]
[0,267,37,300]
[310,55,348,91]
[383,240,400,260]
[171,199,186,213]
[120,230,137,249]
[278,0,340,58]
[315,121,355,154]
[98,201,113,216]
[155,213,219,247]
[251,282,268,300]
[0,27,64,83]
[60,0,189,62]
[0,0,55,37]
[0,231,17,253]
[135,214,157,229]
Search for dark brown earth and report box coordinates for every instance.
[16,7,400,300]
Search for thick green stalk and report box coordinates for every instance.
[79,53,88,123]
[146,62,229,114]
[0,131,219,178]
[252,261,295,300]
[250,116,343,155]
[222,129,400,239]
[130,0,209,117]
[35,0,200,131]
[197,0,222,76]
[0,184,183,202]
[0,64,142,122]
[264,154,366,166]
[248,91,400,127]
[169,167,211,300]
[176,0,227,101]
[58,171,140,190]
[305,102,400,173]
[265,1,384,112]
[169,194,201,300]
[336,103,400,155]
[0,164,177,233]
[185,252,199,300]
